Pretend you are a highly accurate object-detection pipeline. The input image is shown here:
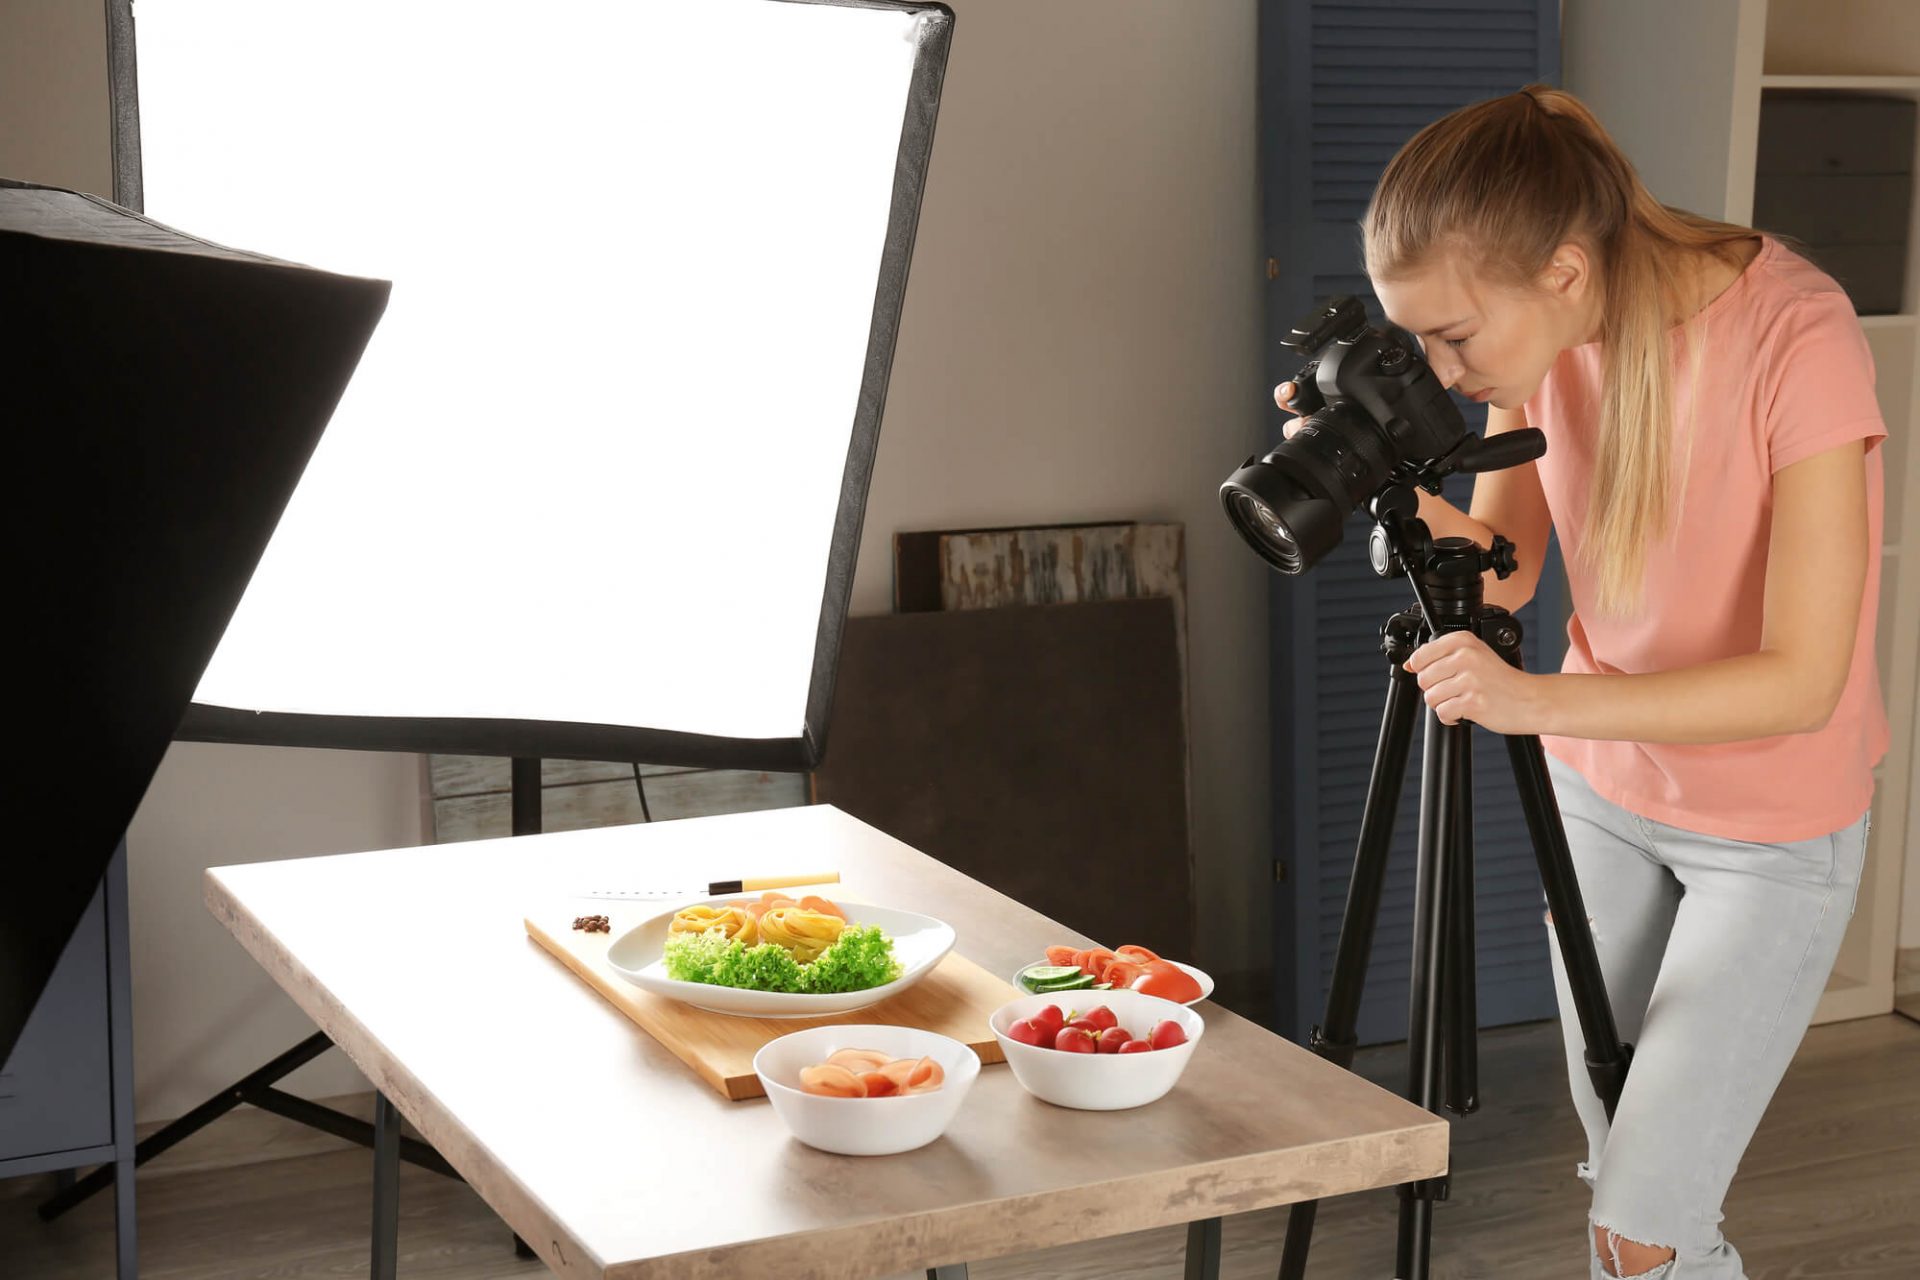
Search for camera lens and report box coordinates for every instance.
[1220,466,1344,575]
[1220,404,1394,574]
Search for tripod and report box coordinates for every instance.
[1277,484,1634,1280]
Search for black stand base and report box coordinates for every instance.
[37,1031,458,1222]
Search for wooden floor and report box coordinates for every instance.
[4,1014,1915,1279]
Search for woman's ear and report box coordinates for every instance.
[1540,241,1592,301]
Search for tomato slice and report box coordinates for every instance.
[1045,945,1080,968]
[1100,959,1146,990]
[1115,944,1161,965]
[1078,948,1117,978]
[1130,961,1202,1003]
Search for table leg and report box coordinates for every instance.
[926,1266,969,1279]
[1184,1217,1223,1280]
[372,1091,400,1280]
[112,1152,137,1280]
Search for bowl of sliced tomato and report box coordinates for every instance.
[1011,942,1213,1006]
[753,1025,981,1156]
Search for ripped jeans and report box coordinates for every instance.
[1542,754,1869,1279]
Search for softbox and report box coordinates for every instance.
[127,0,956,772]
[2,181,391,1060]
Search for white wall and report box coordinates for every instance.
[4,0,1274,1123]
[0,0,110,197]
[124,746,426,1119]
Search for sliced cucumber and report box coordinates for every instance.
[1018,963,1098,993]
[1034,972,1096,993]
[1020,965,1084,986]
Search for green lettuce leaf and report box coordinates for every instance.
[797,925,902,994]
[661,924,901,994]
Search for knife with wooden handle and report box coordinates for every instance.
[573,871,841,901]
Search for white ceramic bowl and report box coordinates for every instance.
[989,988,1204,1111]
[752,1024,981,1156]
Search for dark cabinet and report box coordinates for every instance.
[0,843,136,1277]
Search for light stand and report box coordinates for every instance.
[1274,480,1633,1280]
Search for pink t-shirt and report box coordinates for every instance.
[1527,234,1888,842]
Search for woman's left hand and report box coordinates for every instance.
[1403,631,1549,735]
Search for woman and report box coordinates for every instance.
[1277,86,1887,1278]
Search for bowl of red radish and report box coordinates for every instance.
[988,989,1203,1111]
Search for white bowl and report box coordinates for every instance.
[752,1024,981,1156]
[605,899,955,1018]
[989,988,1204,1111]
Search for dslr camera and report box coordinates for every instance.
[1220,295,1541,575]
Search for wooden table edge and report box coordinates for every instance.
[600,1127,1449,1280]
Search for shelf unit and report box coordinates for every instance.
[1566,0,1920,1024]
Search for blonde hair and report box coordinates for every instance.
[1361,86,1759,617]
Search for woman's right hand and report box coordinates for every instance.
[1273,381,1307,438]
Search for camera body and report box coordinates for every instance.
[1221,295,1471,575]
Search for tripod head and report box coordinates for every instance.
[1359,420,1545,651]
[1364,481,1522,644]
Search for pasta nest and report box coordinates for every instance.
[667,904,759,947]
[757,906,846,964]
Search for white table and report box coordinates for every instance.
[205,803,1447,1278]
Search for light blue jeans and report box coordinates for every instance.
[1542,753,1870,1279]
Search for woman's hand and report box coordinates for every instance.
[1403,630,1549,734]
[1273,381,1307,438]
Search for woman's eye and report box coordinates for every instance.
[1444,335,1469,349]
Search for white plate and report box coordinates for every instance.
[1009,958,1215,1006]
[605,898,956,1018]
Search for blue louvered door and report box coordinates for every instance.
[1259,0,1565,1045]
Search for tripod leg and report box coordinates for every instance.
[1442,725,1479,1116]
[1277,616,1423,1280]
[1504,732,1633,1118]
[1395,712,1458,1280]
[1479,617,1634,1120]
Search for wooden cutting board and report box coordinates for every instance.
[526,911,1015,1100]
